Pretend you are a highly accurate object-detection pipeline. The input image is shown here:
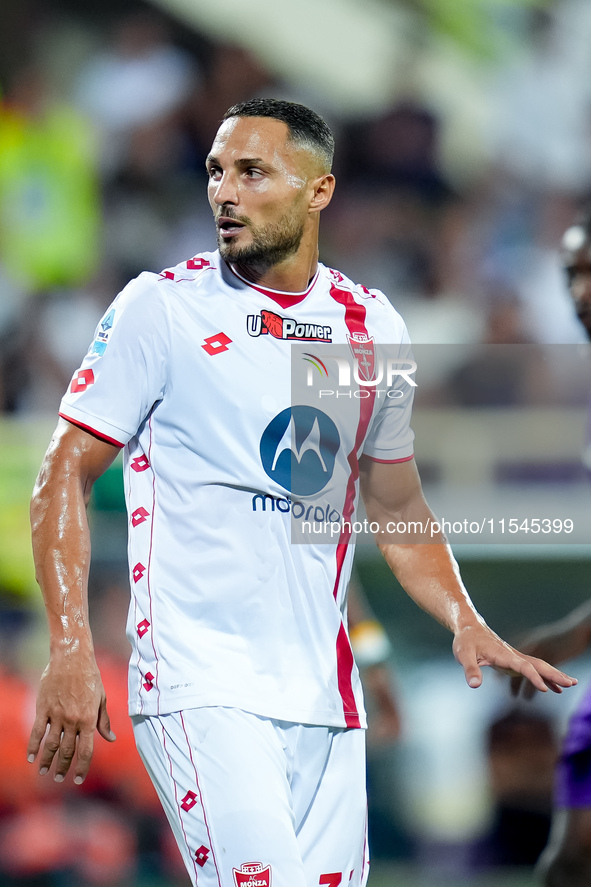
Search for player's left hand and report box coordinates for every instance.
[452,622,578,694]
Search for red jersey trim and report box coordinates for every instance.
[336,623,361,729]
[227,263,319,308]
[364,453,414,464]
[328,280,377,729]
[58,412,125,448]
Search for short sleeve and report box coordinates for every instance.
[59,273,171,446]
[362,334,415,463]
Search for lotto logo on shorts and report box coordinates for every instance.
[233,861,271,887]
[137,619,150,638]
[195,845,210,867]
[70,368,95,393]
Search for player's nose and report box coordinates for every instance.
[211,172,238,206]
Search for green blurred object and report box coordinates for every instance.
[356,549,591,661]
[412,0,552,58]
[0,419,49,597]
[91,457,125,512]
[0,98,101,290]
[0,419,125,598]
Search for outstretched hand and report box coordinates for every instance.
[510,616,591,698]
[27,654,116,784]
[452,622,578,695]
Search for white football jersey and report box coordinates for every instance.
[59,251,414,728]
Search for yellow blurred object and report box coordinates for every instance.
[0,102,101,290]
[349,618,392,667]
[0,418,53,598]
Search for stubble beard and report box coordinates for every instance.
[217,210,305,280]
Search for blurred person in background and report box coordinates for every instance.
[27,97,576,887]
[0,62,102,414]
[511,211,591,887]
[472,709,558,869]
[0,579,176,887]
[471,6,591,350]
[323,101,476,347]
[74,10,202,283]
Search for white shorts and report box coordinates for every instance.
[132,707,369,887]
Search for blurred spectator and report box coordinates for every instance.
[0,64,101,291]
[186,43,275,161]
[328,102,466,298]
[2,282,116,415]
[75,11,198,175]
[471,709,558,868]
[0,576,183,886]
[490,10,591,201]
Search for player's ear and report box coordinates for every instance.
[309,174,335,214]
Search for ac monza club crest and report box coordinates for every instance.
[232,861,272,887]
[347,332,375,382]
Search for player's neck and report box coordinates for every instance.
[231,240,320,294]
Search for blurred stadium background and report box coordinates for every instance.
[2,0,591,884]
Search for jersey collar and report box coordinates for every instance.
[226,261,320,309]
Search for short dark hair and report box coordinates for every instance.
[222,98,334,171]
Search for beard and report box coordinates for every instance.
[216,207,305,279]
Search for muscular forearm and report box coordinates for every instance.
[28,420,119,782]
[378,536,483,636]
[366,478,481,635]
[31,429,94,655]
[360,457,576,693]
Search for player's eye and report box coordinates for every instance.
[207,166,222,180]
[245,168,264,179]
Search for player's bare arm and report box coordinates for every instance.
[510,600,591,698]
[28,418,119,783]
[359,455,577,694]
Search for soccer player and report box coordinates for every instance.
[511,213,591,887]
[27,99,576,887]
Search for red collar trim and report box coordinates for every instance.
[227,263,319,309]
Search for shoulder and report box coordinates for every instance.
[114,251,220,312]
[320,264,409,341]
[155,251,219,289]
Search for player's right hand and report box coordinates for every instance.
[27,653,116,784]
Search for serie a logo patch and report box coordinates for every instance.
[232,861,272,887]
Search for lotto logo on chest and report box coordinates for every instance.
[233,861,272,887]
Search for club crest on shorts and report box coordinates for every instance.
[232,861,272,887]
